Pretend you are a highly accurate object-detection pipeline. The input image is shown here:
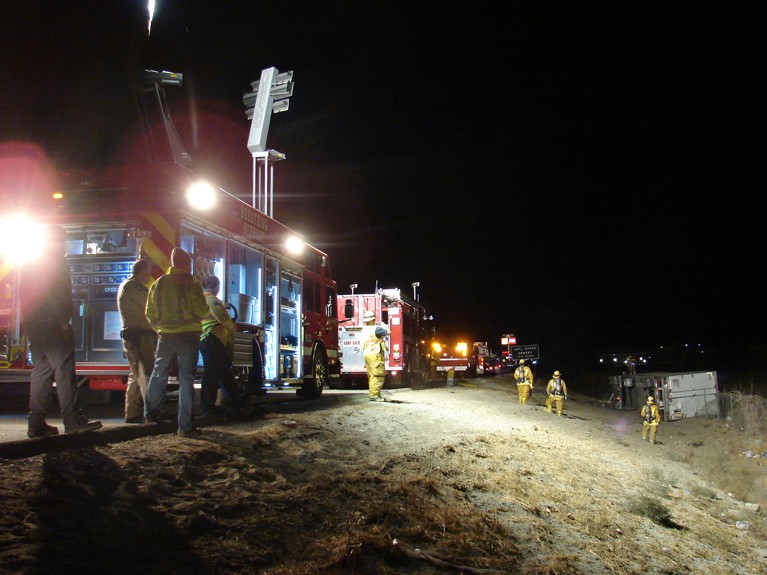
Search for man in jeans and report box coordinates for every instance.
[144,248,209,437]
[20,226,102,438]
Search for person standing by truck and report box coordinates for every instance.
[545,370,568,416]
[144,248,209,436]
[362,310,389,402]
[515,359,534,404]
[641,396,661,444]
[20,226,103,438]
[117,258,156,424]
[199,275,246,416]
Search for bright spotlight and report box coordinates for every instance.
[285,236,304,254]
[186,182,216,210]
[0,216,45,265]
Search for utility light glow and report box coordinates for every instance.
[186,182,216,210]
[285,236,304,255]
[0,217,45,265]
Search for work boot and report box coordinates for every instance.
[369,397,385,402]
[64,413,103,434]
[177,428,201,438]
[27,422,59,439]
[145,407,167,423]
[125,415,145,424]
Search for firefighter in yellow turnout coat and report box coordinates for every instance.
[545,370,568,415]
[361,310,389,402]
[515,359,534,404]
[641,396,661,444]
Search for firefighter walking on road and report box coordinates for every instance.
[515,359,534,404]
[641,396,661,444]
[545,370,568,416]
[362,310,389,402]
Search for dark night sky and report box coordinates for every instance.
[2,1,764,370]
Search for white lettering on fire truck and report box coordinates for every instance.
[343,340,361,346]
[240,206,269,242]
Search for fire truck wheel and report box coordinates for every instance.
[302,348,327,399]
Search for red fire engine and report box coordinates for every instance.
[0,68,339,401]
[336,288,430,387]
[0,163,339,400]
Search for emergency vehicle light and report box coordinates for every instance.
[285,236,304,255]
[186,182,216,210]
[0,216,45,265]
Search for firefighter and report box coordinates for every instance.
[199,275,247,416]
[20,226,103,437]
[515,359,534,404]
[545,370,568,415]
[144,248,210,437]
[362,310,389,402]
[117,258,157,423]
[641,396,661,444]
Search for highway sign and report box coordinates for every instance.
[510,344,539,360]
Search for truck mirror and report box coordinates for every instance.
[344,299,354,319]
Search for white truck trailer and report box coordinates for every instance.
[609,371,719,421]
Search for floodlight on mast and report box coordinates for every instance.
[243,67,294,217]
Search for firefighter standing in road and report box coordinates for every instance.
[515,359,534,404]
[117,259,156,424]
[200,275,246,416]
[362,310,389,402]
[144,248,209,436]
[641,396,661,444]
[20,226,103,438]
[545,370,568,415]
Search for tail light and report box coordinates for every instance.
[393,344,401,360]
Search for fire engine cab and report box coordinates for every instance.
[336,288,429,387]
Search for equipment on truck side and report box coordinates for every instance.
[336,288,429,388]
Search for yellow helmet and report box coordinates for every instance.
[553,370,561,377]
[647,396,655,403]
[519,359,525,365]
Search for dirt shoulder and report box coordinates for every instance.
[1,377,765,574]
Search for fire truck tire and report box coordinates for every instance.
[302,347,327,399]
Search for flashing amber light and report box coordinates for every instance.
[53,193,64,199]
[456,342,468,356]
[432,343,442,353]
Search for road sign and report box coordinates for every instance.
[510,344,539,360]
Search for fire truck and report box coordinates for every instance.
[336,288,430,387]
[433,342,475,378]
[0,69,339,401]
[0,163,339,400]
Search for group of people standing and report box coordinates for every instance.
[514,359,661,443]
[21,227,245,439]
[514,359,568,415]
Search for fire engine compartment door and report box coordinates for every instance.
[279,268,302,380]
[338,327,366,374]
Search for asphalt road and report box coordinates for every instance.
[0,382,370,445]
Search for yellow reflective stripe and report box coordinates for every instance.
[0,261,14,286]
[142,214,176,272]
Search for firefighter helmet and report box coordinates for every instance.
[519,359,526,365]
[647,396,655,404]
[363,311,376,322]
[553,370,561,377]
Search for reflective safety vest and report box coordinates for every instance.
[361,324,386,356]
